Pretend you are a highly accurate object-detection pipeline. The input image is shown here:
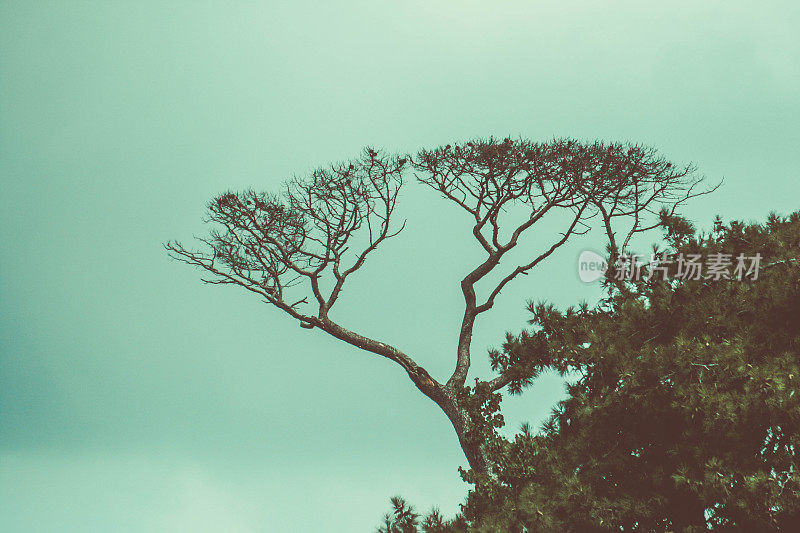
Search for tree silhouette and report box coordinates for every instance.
[165,137,711,473]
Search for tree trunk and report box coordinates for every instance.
[319,320,493,474]
[414,374,492,474]
[450,412,492,474]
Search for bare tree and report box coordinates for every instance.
[166,139,712,474]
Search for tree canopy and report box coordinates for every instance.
[166,138,709,474]
[389,211,800,531]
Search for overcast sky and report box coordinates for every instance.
[1,1,798,531]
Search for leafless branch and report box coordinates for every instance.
[412,138,713,391]
[167,138,714,473]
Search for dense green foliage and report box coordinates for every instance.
[380,212,800,532]
[376,497,460,533]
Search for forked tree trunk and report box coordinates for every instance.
[319,320,493,474]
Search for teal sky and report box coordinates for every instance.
[1,2,798,531]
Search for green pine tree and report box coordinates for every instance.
[458,211,800,531]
